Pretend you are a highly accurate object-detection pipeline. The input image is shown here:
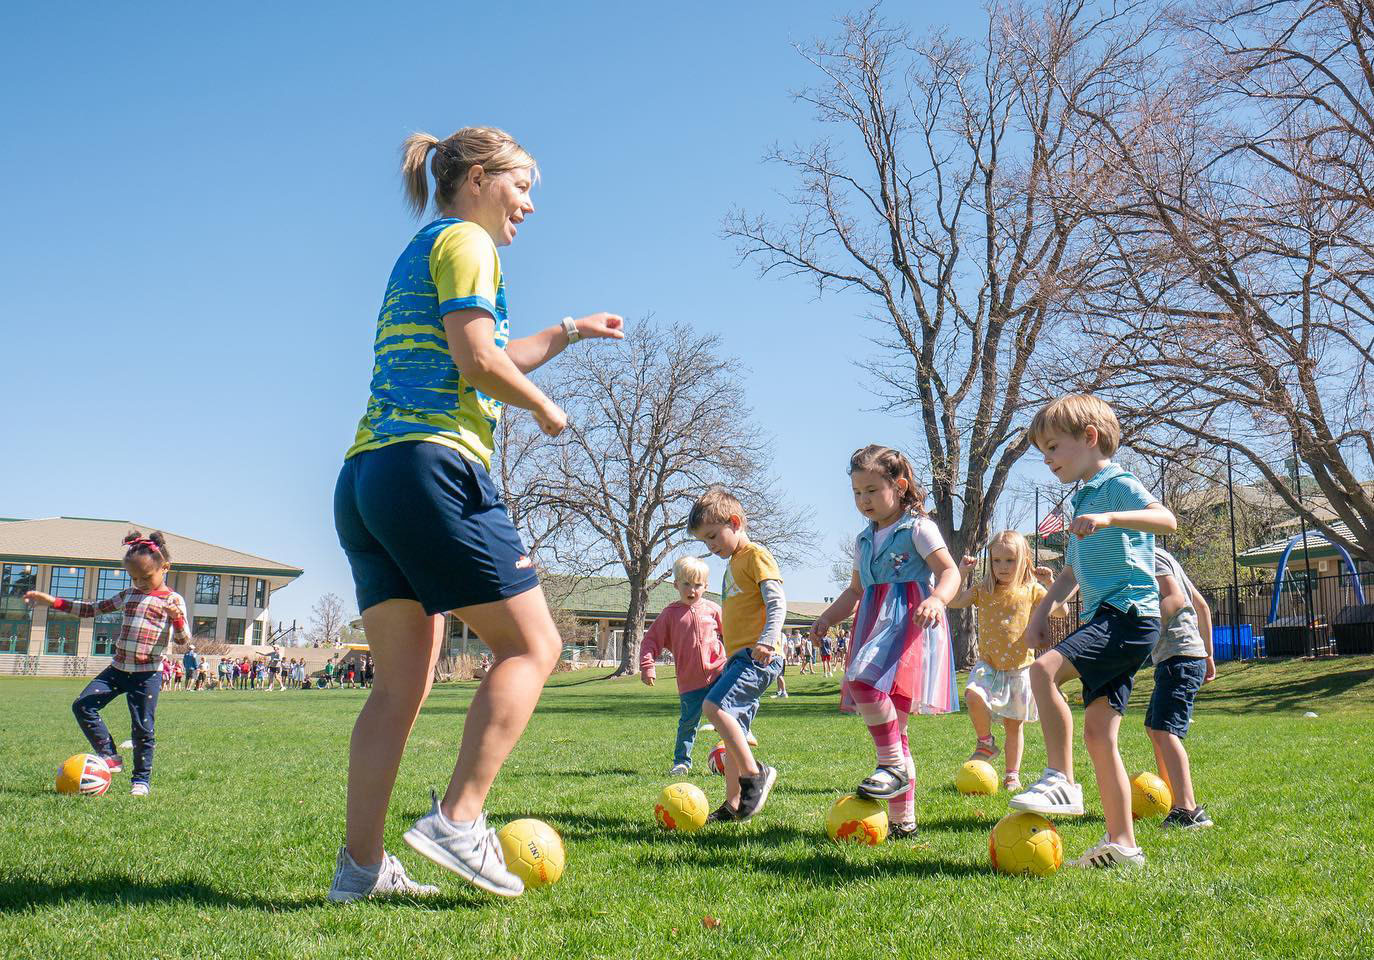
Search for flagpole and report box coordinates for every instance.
[1034,487,1041,567]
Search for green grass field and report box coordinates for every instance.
[2,657,1372,960]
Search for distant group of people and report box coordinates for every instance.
[154,646,375,692]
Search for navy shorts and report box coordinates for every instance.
[706,649,784,723]
[1054,605,1159,714]
[1145,656,1207,737]
[334,440,540,616]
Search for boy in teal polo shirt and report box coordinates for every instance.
[1011,394,1177,869]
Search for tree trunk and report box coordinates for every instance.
[612,572,648,678]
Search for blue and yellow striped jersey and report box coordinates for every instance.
[346,219,508,468]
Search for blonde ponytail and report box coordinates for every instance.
[401,132,442,218]
[398,125,538,219]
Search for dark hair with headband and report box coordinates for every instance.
[123,529,170,562]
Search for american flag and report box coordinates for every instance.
[1037,502,1069,536]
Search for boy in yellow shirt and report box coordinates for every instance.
[690,487,786,822]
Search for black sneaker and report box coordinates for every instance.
[888,821,918,840]
[1161,806,1214,830]
[735,764,778,820]
[705,802,739,824]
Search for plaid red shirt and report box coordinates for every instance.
[53,587,191,672]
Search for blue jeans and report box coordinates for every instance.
[675,686,756,767]
[674,687,711,767]
[73,666,162,784]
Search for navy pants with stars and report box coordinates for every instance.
[73,666,162,784]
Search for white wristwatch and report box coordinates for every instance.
[561,316,581,343]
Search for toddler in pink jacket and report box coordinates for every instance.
[641,556,727,774]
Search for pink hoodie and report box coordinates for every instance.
[639,599,727,694]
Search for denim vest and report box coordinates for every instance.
[856,515,935,591]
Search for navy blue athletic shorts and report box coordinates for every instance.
[1145,655,1207,737]
[334,440,539,616]
[1054,604,1159,714]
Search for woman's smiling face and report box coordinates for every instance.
[473,166,535,246]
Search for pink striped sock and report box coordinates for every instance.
[851,682,903,768]
[889,694,916,824]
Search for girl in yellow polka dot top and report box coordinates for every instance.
[949,531,1069,790]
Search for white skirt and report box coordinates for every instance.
[965,661,1037,723]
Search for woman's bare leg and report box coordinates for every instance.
[440,587,562,822]
[345,599,443,865]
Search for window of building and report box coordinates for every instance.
[0,564,34,654]
[225,618,245,644]
[46,614,79,655]
[228,576,249,607]
[49,566,86,601]
[255,578,267,607]
[195,574,220,605]
[92,615,120,657]
[96,568,132,599]
[251,620,264,642]
[193,616,218,641]
[91,569,131,658]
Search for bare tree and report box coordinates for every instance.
[726,2,1133,661]
[1049,0,1374,562]
[532,320,814,676]
[308,593,347,648]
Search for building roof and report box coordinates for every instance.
[0,517,303,579]
[1238,520,1361,568]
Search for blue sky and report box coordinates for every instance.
[0,1,1050,628]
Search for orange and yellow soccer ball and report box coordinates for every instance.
[989,811,1063,877]
[955,759,999,795]
[655,782,709,833]
[56,753,111,797]
[826,794,888,846]
[1131,772,1172,820]
[496,818,565,887]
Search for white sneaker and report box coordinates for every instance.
[1008,770,1085,816]
[669,763,690,776]
[1070,834,1145,869]
[130,782,149,797]
[745,732,759,748]
[327,847,441,902]
[403,791,524,897]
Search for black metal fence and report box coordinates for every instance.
[1050,570,1374,661]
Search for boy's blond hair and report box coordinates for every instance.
[673,555,710,585]
[688,487,746,532]
[1029,393,1121,456]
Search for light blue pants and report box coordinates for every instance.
[675,682,757,767]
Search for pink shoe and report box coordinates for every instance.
[968,737,998,763]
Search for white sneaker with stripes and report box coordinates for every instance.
[1069,835,1145,869]
[1008,770,1085,816]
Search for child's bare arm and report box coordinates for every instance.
[1157,572,1187,624]
[1025,566,1078,649]
[1189,583,1216,682]
[914,548,961,628]
[948,554,979,610]
[1070,503,1177,538]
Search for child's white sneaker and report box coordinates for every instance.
[669,763,690,776]
[1069,834,1145,869]
[1008,770,1084,816]
[745,732,759,747]
[327,847,441,902]
[130,782,149,797]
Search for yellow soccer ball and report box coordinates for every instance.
[955,759,998,796]
[55,753,111,797]
[989,812,1063,877]
[496,819,565,888]
[1131,772,1172,820]
[826,794,889,846]
[655,782,709,833]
